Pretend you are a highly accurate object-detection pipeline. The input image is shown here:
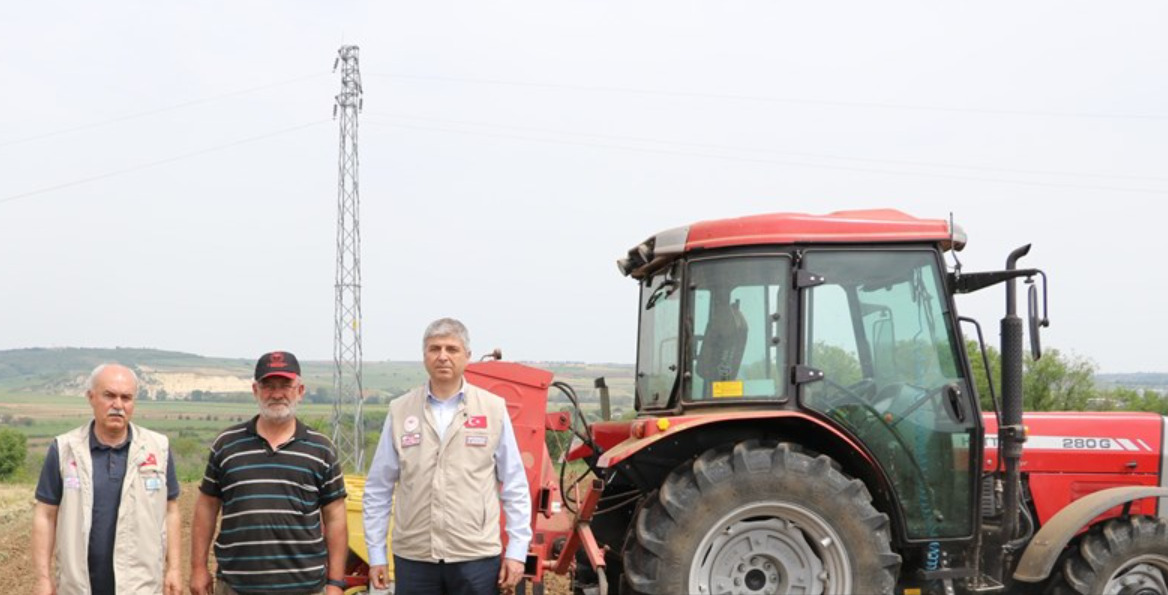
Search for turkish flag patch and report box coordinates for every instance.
[465,415,487,429]
[141,453,158,467]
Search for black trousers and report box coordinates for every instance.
[393,555,500,595]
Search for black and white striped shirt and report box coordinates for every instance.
[199,416,346,594]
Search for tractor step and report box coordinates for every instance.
[962,575,1006,593]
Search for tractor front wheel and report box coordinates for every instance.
[622,440,899,594]
[1051,516,1168,595]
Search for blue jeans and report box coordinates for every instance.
[393,555,500,595]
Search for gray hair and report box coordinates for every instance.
[422,317,471,352]
[86,363,140,394]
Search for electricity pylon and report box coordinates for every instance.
[331,45,365,472]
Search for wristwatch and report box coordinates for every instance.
[326,578,347,589]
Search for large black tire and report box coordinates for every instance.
[1049,516,1168,595]
[622,440,900,594]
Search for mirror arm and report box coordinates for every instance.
[948,268,1042,295]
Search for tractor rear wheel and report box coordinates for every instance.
[622,440,900,594]
[1050,516,1168,595]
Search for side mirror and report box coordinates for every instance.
[1028,282,1042,360]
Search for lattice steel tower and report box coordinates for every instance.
[331,45,365,472]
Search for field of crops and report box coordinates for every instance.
[0,392,354,481]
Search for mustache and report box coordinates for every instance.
[108,410,126,418]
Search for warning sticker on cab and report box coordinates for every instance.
[712,381,744,398]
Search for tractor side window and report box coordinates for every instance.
[687,256,789,401]
[637,270,681,409]
[801,250,975,539]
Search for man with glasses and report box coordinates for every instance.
[190,351,349,595]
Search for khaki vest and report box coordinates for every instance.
[54,422,171,595]
[389,383,507,562]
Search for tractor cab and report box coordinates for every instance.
[620,210,983,542]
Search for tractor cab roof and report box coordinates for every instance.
[617,208,963,279]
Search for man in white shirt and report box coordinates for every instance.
[363,318,532,594]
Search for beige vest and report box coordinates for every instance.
[54,422,171,595]
[390,383,507,562]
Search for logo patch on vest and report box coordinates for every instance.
[144,477,162,492]
[465,415,487,429]
[140,452,158,468]
[64,476,81,490]
[404,415,420,432]
[465,435,489,447]
[401,432,422,448]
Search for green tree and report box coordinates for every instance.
[1022,348,1096,411]
[809,342,862,386]
[0,427,28,479]
[965,340,1001,411]
[1100,386,1168,414]
[967,341,1098,412]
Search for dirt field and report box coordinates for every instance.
[0,482,571,594]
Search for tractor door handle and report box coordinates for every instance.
[945,384,966,423]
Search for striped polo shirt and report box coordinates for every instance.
[199,416,346,594]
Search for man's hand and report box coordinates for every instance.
[33,576,56,595]
[369,564,390,590]
[164,567,182,595]
[325,586,344,595]
[497,558,525,590]
[189,566,213,595]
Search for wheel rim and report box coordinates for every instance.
[689,501,850,595]
[1104,555,1168,595]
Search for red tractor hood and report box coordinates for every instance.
[982,411,1165,474]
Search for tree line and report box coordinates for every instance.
[966,341,1166,413]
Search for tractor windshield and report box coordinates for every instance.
[800,249,977,539]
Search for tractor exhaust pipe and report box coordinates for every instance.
[1000,245,1030,549]
[595,377,611,421]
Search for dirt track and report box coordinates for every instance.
[0,482,571,594]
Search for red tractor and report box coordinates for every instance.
[447,209,1168,595]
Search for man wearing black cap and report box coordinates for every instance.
[190,351,349,595]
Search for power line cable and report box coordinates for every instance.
[0,120,330,206]
[364,119,1168,195]
[367,72,1168,122]
[0,73,330,149]
[366,112,1168,184]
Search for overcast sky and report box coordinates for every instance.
[1,2,1166,372]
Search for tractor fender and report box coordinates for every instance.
[1014,485,1168,583]
[596,410,876,469]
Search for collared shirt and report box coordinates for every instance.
[427,381,465,441]
[363,379,532,566]
[35,424,180,595]
[199,416,346,595]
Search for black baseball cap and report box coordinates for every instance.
[255,351,301,380]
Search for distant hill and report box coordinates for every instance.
[0,348,634,406]
[0,347,250,397]
[1096,373,1168,392]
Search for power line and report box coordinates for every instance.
[0,120,329,205]
[0,73,329,149]
[367,72,1168,122]
[364,119,1168,195]
[366,112,1168,184]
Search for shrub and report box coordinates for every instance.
[0,428,28,479]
